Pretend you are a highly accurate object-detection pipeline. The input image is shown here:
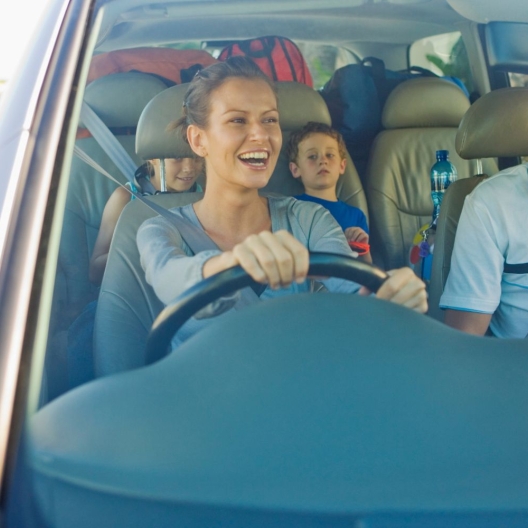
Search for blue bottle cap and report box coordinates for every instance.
[436,149,449,159]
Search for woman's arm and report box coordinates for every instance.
[89,187,131,285]
[137,215,224,308]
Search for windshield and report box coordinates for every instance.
[6,0,528,526]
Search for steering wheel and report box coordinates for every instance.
[145,252,388,365]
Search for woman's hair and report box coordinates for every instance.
[172,56,277,142]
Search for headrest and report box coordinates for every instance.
[136,84,195,160]
[81,72,169,128]
[382,77,470,130]
[136,81,332,160]
[276,82,331,131]
[456,87,528,159]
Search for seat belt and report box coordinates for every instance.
[503,262,528,274]
[80,102,138,185]
[80,102,166,197]
[73,146,264,298]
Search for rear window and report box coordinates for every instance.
[199,40,356,90]
[409,31,474,95]
[296,43,356,89]
[509,73,528,87]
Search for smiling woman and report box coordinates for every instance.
[135,56,427,349]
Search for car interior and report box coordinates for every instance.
[7,0,528,526]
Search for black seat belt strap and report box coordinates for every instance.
[504,262,528,274]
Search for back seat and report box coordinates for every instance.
[55,72,169,331]
[364,77,497,270]
[265,82,369,222]
[95,83,200,376]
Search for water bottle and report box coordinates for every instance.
[430,150,457,228]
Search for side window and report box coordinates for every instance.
[409,32,474,96]
[509,73,528,87]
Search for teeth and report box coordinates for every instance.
[239,152,268,160]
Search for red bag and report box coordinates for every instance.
[219,36,313,87]
[86,48,217,86]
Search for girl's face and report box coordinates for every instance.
[151,157,203,192]
[188,77,281,192]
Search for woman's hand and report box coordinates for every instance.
[203,230,309,289]
[359,267,428,313]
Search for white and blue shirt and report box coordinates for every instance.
[440,164,528,338]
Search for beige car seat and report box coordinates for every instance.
[364,77,497,270]
[55,72,169,330]
[95,81,369,377]
[429,87,528,321]
[264,82,368,221]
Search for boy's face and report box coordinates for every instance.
[289,133,346,192]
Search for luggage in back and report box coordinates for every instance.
[219,36,313,87]
[320,57,465,180]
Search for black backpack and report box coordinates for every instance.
[320,57,439,180]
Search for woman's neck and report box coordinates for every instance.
[193,182,271,250]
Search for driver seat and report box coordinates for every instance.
[429,87,528,320]
[94,83,200,376]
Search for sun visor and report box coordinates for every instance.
[446,0,528,24]
[486,22,528,73]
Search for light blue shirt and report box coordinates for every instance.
[138,196,361,348]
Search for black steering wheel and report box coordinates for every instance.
[145,252,388,365]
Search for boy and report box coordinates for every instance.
[287,121,371,262]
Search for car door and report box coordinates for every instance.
[0,0,93,520]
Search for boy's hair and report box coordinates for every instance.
[287,121,347,163]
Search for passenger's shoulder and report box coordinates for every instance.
[472,163,527,199]
[475,163,528,192]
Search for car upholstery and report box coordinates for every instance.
[364,77,497,270]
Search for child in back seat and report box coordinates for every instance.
[287,122,372,263]
[66,156,203,390]
[89,156,203,285]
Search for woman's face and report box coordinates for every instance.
[189,77,281,191]
[151,157,203,192]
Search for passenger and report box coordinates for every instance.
[441,164,528,338]
[89,156,203,285]
[287,121,372,263]
[137,56,427,349]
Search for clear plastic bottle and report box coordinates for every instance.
[430,149,457,228]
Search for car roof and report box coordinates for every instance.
[93,0,528,54]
